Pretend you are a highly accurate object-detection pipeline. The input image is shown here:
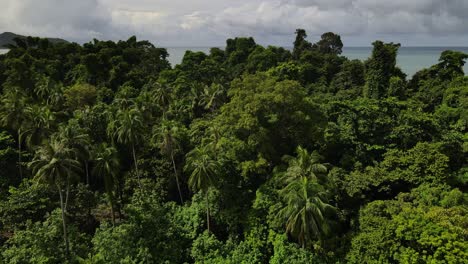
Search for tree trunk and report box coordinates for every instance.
[206,191,210,233]
[85,161,89,185]
[57,183,70,258]
[171,152,183,203]
[17,129,22,179]
[132,144,142,189]
[64,177,70,212]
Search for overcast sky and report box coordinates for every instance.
[1,0,468,47]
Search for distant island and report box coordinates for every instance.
[0,32,68,48]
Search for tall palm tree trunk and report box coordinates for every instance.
[171,152,184,203]
[57,184,70,258]
[132,144,141,188]
[85,161,89,185]
[17,129,23,179]
[206,191,210,233]
[65,177,70,212]
[109,193,116,225]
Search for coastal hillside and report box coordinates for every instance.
[0,31,466,263]
[0,32,67,48]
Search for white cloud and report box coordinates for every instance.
[180,12,209,30]
[0,0,113,39]
[0,0,467,46]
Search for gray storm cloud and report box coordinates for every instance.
[0,0,467,46]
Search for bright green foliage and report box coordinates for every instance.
[269,233,327,264]
[2,209,91,263]
[268,61,306,83]
[191,231,227,263]
[345,142,450,199]
[388,76,406,98]
[217,73,325,167]
[0,179,55,230]
[89,190,189,263]
[63,83,97,111]
[347,185,468,264]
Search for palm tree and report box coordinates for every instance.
[277,177,334,248]
[136,90,157,121]
[184,145,219,232]
[93,143,120,225]
[277,146,334,248]
[151,83,172,117]
[199,83,226,112]
[282,146,328,184]
[108,107,144,188]
[113,96,135,110]
[154,119,184,203]
[204,125,223,158]
[22,105,56,149]
[0,88,28,178]
[57,120,91,184]
[34,76,64,107]
[28,139,82,257]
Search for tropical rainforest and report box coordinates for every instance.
[0,30,466,263]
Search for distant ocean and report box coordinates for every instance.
[166,46,468,77]
[2,47,468,77]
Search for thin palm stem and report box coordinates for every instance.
[132,144,142,189]
[171,152,184,203]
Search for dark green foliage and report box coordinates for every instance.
[409,52,468,110]
[0,131,18,187]
[330,59,365,94]
[364,41,401,99]
[316,32,343,55]
[0,30,466,263]
[246,46,291,73]
[292,29,312,60]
